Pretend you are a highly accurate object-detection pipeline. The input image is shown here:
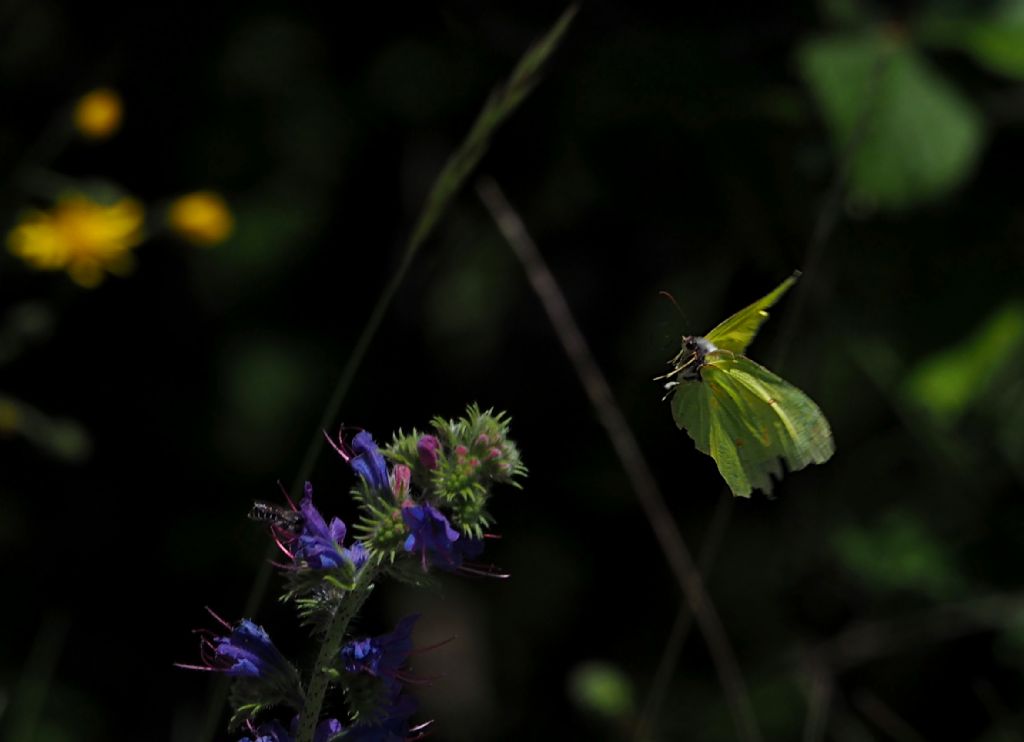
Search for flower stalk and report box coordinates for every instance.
[295,563,377,742]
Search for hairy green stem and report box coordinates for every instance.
[295,565,379,742]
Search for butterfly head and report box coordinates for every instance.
[674,335,718,382]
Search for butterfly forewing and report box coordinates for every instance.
[704,272,799,354]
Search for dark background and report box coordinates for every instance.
[2,1,1024,740]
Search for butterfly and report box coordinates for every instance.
[661,272,834,497]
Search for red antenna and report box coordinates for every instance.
[658,290,688,325]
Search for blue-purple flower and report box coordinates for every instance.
[176,612,303,709]
[402,503,483,571]
[208,619,293,679]
[352,431,390,493]
[238,717,342,742]
[293,483,368,571]
[340,616,421,739]
[341,614,419,681]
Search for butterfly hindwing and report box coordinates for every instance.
[672,353,834,497]
[704,272,799,354]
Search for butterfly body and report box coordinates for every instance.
[666,273,834,497]
[671,336,720,382]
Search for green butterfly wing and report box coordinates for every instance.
[671,354,834,497]
[704,272,800,354]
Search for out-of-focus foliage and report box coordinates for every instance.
[568,660,635,722]
[902,301,1024,424]
[918,0,1024,79]
[799,29,984,210]
[0,395,90,463]
[835,510,966,599]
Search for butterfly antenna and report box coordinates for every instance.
[658,290,689,326]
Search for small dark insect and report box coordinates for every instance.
[248,501,305,531]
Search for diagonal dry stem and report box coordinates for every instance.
[477,176,763,742]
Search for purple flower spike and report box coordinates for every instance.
[401,504,483,571]
[416,435,441,469]
[352,431,391,492]
[295,489,348,569]
[292,485,367,570]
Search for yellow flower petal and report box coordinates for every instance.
[73,88,123,140]
[7,194,145,288]
[167,191,234,246]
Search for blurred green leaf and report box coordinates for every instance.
[993,610,1024,670]
[368,40,474,122]
[568,660,635,722]
[0,302,54,366]
[798,29,984,210]
[217,192,315,271]
[217,338,316,469]
[0,395,91,463]
[751,676,804,739]
[834,511,965,599]
[424,226,517,366]
[224,340,310,428]
[817,0,869,27]
[917,0,1024,79]
[901,301,1024,424]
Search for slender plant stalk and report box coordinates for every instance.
[295,567,378,742]
[477,177,763,742]
[850,690,928,742]
[633,494,733,740]
[199,8,578,740]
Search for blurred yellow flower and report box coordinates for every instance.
[167,190,234,246]
[73,88,123,140]
[7,196,145,288]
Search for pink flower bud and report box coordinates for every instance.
[391,464,411,498]
[417,435,442,469]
